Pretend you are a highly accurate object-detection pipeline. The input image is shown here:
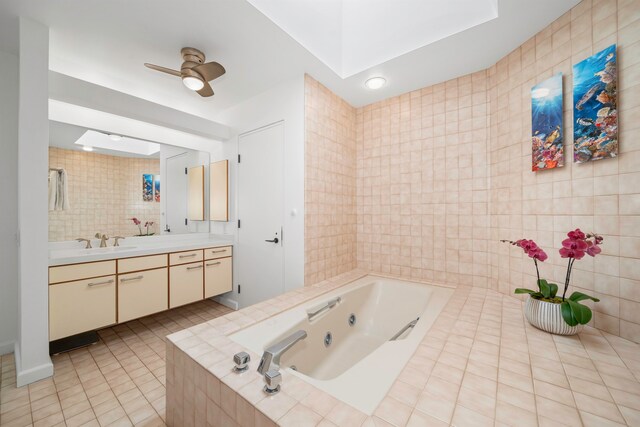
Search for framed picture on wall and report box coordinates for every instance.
[143,173,153,201]
[573,44,618,163]
[531,73,564,171]
[154,175,160,202]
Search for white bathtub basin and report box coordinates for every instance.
[230,275,453,414]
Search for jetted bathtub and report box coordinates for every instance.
[230,275,453,414]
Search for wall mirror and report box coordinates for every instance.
[209,160,229,221]
[48,120,210,242]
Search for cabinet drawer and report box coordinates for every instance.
[169,250,203,266]
[49,260,116,284]
[118,254,168,274]
[204,246,232,260]
[204,257,232,298]
[118,268,168,323]
[170,262,204,308]
[49,276,116,341]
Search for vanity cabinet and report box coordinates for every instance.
[205,257,232,298]
[170,261,204,308]
[49,245,233,345]
[49,260,117,341]
[118,267,168,323]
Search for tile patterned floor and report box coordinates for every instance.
[0,300,232,427]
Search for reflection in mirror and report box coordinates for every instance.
[48,121,210,242]
[210,160,229,221]
[187,166,205,221]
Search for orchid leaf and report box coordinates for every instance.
[514,288,538,294]
[538,279,551,298]
[561,301,579,326]
[568,291,600,303]
[567,300,593,325]
[548,282,559,298]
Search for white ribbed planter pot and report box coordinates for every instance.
[524,296,583,335]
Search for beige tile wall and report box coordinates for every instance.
[304,0,640,343]
[355,71,491,288]
[304,75,358,285]
[49,147,160,241]
[489,0,640,343]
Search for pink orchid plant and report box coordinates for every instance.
[130,218,155,236]
[502,229,602,327]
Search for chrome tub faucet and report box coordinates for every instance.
[257,329,307,375]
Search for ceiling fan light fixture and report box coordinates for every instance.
[183,76,204,91]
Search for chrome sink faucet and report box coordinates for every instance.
[76,238,92,249]
[113,236,125,247]
[257,329,307,375]
[95,233,109,248]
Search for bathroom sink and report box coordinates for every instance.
[85,246,137,253]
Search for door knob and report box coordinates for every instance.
[265,237,279,243]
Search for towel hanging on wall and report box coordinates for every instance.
[49,168,70,211]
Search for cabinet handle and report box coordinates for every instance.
[88,279,114,287]
[210,249,226,253]
[206,262,221,267]
[121,275,143,283]
[187,265,203,270]
[179,253,197,258]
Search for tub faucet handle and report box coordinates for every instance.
[233,352,250,372]
[263,369,281,395]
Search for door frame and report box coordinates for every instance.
[164,151,189,235]
[236,120,286,308]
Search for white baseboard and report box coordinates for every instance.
[0,339,15,356]
[14,343,54,387]
[213,294,238,310]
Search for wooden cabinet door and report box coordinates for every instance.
[49,276,116,341]
[170,262,204,308]
[118,268,168,323]
[204,257,232,299]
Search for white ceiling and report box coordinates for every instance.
[0,0,580,120]
[246,0,499,78]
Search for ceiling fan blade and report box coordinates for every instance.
[144,63,181,77]
[193,61,225,82]
[197,81,214,97]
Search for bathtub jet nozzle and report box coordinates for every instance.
[257,329,308,375]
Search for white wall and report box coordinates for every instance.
[16,18,53,386]
[213,76,305,307]
[0,50,19,355]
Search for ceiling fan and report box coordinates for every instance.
[144,47,225,97]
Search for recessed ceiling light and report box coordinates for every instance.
[109,134,123,141]
[365,77,386,90]
[82,146,94,152]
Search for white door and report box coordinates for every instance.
[237,122,284,307]
[165,153,189,234]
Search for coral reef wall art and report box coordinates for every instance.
[143,173,153,201]
[154,175,160,202]
[532,73,564,171]
[573,44,618,163]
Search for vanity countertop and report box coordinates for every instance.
[49,236,233,266]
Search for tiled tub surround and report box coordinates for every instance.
[166,270,640,427]
[304,76,357,285]
[305,0,640,344]
[49,147,161,242]
[229,276,453,414]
